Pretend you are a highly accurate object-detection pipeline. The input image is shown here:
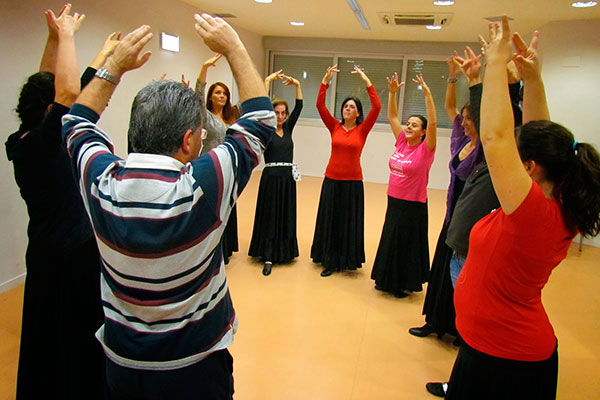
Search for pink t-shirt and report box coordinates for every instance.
[387,133,435,203]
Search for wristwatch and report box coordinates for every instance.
[95,67,120,85]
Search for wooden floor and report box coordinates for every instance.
[1,173,599,399]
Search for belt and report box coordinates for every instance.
[264,162,301,182]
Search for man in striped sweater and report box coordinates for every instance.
[62,14,275,399]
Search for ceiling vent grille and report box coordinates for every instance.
[378,12,452,27]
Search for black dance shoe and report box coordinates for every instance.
[408,323,434,338]
[262,262,272,276]
[320,269,333,277]
[425,382,448,398]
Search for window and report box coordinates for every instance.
[269,52,469,129]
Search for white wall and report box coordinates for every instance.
[0,0,264,292]
[537,19,600,247]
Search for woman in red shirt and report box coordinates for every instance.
[446,18,600,399]
[311,64,381,277]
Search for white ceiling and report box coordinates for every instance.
[183,0,600,43]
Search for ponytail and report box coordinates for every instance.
[517,121,600,237]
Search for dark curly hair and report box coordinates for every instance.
[16,72,55,131]
[517,120,600,237]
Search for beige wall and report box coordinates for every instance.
[0,0,264,291]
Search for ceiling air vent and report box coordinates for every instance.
[378,12,453,27]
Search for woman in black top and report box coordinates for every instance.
[249,71,303,276]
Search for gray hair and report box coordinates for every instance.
[128,80,202,155]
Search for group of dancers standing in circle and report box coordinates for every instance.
[7,5,600,398]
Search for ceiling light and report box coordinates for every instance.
[254,0,272,3]
[433,0,455,5]
[346,0,370,30]
[571,1,597,7]
[290,21,305,26]
[161,32,179,52]
[426,25,443,30]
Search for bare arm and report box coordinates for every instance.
[480,16,532,214]
[39,4,70,73]
[444,54,460,121]
[386,72,405,140]
[198,53,222,84]
[414,74,437,151]
[89,32,121,69]
[455,46,482,88]
[194,14,265,102]
[264,69,283,94]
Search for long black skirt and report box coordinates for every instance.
[421,222,457,336]
[446,340,558,400]
[310,178,365,271]
[371,196,429,294]
[17,238,105,399]
[222,205,238,264]
[248,166,299,263]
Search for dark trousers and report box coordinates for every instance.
[106,349,234,400]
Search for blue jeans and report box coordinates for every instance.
[450,252,467,288]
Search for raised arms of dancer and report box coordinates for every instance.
[352,65,381,133]
[89,32,120,70]
[40,4,78,73]
[444,53,461,121]
[386,72,405,140]
[512,31,550,123]
[46,4,85,107]
[264,69,283,94]
[415,74,437,151]
[197,53,222,85]
[317,64,340,131]
[480,16,532,214]
[281,74,303,100]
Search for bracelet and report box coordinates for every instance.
[95,67,120,85]
[447,77,458,84]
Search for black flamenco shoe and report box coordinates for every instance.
[262,261,272,276]
[409,323,435,338]
[320,269,333,277]
[393,291,409,298]
[425,382,448,398]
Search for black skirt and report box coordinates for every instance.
[446,340,558,400]
[421,222,457,336]
[248,166,299,263]
[222,205,238,264]
[310,178,365,271]
[370,196,429,294]
[18,238,105,399]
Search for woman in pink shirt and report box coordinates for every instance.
[371,73,437,297]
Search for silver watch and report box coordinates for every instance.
[95,67,120,85]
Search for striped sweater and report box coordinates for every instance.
[62,96,275,370]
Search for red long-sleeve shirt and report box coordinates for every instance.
[316,83,381,180]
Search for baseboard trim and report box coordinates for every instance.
[0,273,25,294]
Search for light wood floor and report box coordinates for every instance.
[1,173,599,400]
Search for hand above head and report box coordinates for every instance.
[512,31,541,82]
[481,15,512,67]
[203,52,223,68]
[45,3,85,37]
[446,51,460,79]
[386,72,405,94]
[104,25,153,78]
[181,74,190,87]
[322,64,339,84]
[265,69,284,84]
[281,74,300,87]
[412,74,431,95]
[351,65,371,86]
[454,46,482,86]
[194,14,243,56]
[506,60,520,84]
[100,32,121,58]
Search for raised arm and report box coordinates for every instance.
[281,74,303,130]
[88,32,120,70]
[386,72,405,140]
[195,14,266,102]
[512,31,549,123]
[414,74,437,151]
[282,74,303,100]
[197,53,222,85]
[51,5,85,107]
[353,66,381,132]
[317,65,340,131]
[40,4,71,73]
[455,46,482,88]
[480,16,532,214]
[264,69,283,94]
[444,54,460,121]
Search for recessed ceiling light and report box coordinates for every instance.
[433,0,455,5]
[426,25,443,30]
[254,0,272,3]
[290,21,305,26]
[571,1,597,7]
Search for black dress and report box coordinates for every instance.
[5,68,104,399]
[249,99,302,263]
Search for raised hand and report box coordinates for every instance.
[45,3,85,37]
[483,16,512,66]
[265,69,284,84]
[181,74,190,87]
[506,60,520,84]
[281,74,299,86]
[512,31,541,82]
[100,32,121,58]
[412,74,431,95]
[194,14,243,56]
[446,51,460,79]
[203,53,223,68]
[105,25,153,77]
[351,65,371,86]
[386,72,405,94]
[322,64,340,84]
[454,46,482,85]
